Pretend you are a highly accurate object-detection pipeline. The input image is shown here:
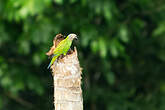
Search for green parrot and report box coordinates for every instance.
[47,33,77,69]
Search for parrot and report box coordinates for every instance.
[47,33,78,69]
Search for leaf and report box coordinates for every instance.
[80,27,96,47]
[99,38,107,58]
[153,22,165,37]
[70,0,77,3]
[103,2,112,21]
[81,0,87,6]
[33,53,41,65]
[105,72,115,85]
[18,40,30,54]
[1,76,12,87]
[119,25,129,43]
[90,40,99,53]
[160,82,165,93]
[109,40,118,57]
[94,1,102,14]
[54,0,63,5]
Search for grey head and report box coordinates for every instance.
[68,33,78,41]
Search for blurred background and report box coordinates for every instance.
[0,0,165,110]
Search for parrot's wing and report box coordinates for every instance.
[53,39,67,54]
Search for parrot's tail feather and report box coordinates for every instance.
[47,62,52,69]
[47,55,58,69]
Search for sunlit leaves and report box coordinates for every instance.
[29,19,54,45]
[109,41,118,57]
[160,82,165,93]
[90,40,99,53]
[80,26,97,47]
[1,76,12,89]
[54,0,63,5]
[153,21,165,37]
[98,38,107,58]
[0,66,24,95]
[90,36,126,58]
[93,1,102,15]
[103,2,112,21]
[18,39,30,55]
[33,53,41,65]
[3,0,51,21]
[69,0,77,4]
[119,25,129,43]
[80,0,87,6]
[109,38,125,57]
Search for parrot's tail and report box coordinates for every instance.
[47,61,52,69]
[47,55,58,69]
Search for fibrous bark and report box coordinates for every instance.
[47,34,83,110]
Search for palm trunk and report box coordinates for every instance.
[51,47,83,110]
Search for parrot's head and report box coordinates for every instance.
[68,33,78,41]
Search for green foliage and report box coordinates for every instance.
[0,0,165,110]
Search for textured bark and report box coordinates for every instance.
[47,35,83,110]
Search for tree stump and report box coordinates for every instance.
[47,34,83,110]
